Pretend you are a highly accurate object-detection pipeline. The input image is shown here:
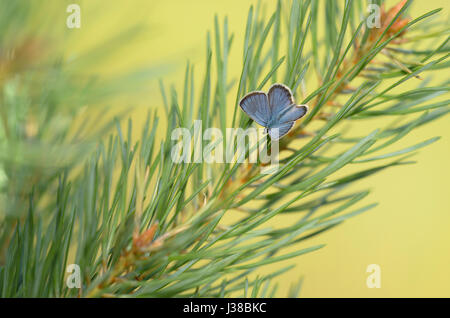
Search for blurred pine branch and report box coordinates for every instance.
[0,0,449,297]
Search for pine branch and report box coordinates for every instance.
[1,0,449,298]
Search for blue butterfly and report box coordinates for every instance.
[239,83,308,140]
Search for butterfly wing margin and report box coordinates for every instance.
[239,92,270,127]
[268,122,295,141]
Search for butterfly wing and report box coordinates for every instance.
[268,84,295,114]
[268,122,295,141]
[268,83,308,122]
[239,92,270,127]
[267,84,308,140]
[278,104,308,123]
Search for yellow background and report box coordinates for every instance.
[65,0,449,297]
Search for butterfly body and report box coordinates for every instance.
[239,84,308,140]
